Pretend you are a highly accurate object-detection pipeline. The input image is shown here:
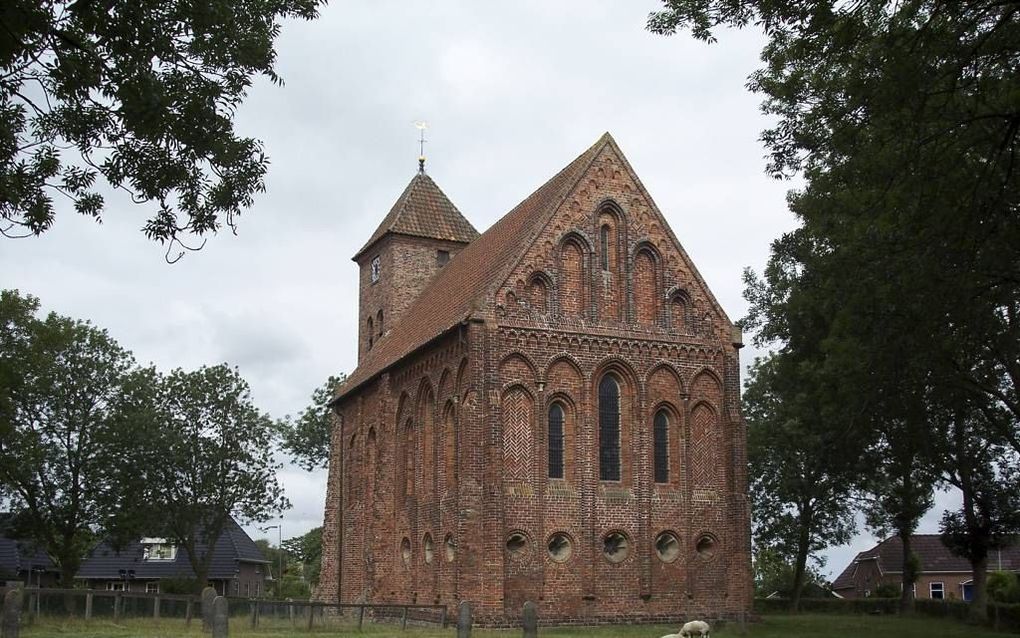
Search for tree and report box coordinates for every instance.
[120,364,290,591]
[281,526,321,585]
[1,0,325,258]
[753,547,829,599]
[744,353,860,612]
[650,0,1020,618]
[0,289,135,587]
[278,375,343,471]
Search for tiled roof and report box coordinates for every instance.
[0,514,58,576]
[353,172,480,260]
[831,534,1020,590]
[77,517,268,581]
[336,133,612,401]
[0,538,20,576]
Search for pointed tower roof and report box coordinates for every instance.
[353,172,479,261]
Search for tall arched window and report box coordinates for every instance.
[653,410,669,483]
[598,376,621,481]
[367,317,374,349]
[377,310,384,337]
[402,419,414,499]
[600,225,611,270]
[548,403,565,479]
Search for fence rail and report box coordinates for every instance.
[0,586,449,634]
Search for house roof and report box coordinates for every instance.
[831,534,1020,590]
[353,171,480,261]
[0,514,58,576]
[77,517,268,581]
[336,133,611,401]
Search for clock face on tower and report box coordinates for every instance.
[371,256,381,283]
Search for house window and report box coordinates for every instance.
[548,403,565,479]
[598,375,621,481]
[107,582,126,591]
[600,225,611,270]
[930,582,944,600]
[437,250,450,267]
[370,256,381,283]
[244,581,250,597]
[146,582,159,594]
[141,538,177,561]
[653,410,669,483]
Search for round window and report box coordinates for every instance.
[423,534,434,564]
[655,532,680,563]
[400,537,411,567]
[603,532,630,563]
[547,533,573,563]
[444,534,456,562]
[696,534,717,559]
[506,532,528,555]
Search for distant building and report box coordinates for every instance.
[832,535,1020,601]
[0,535,60,588]
[318,133,751,625]
[77,517,271,596]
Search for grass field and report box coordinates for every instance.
[17,613,1013,638]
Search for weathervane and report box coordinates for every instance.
[414,120,428,173]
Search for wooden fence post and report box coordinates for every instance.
[358,605,365,630]
[185,597,194,626]
[113,593,121,622]
[2,588,24,638]
[153,595,160,619]
[84,592,93,620]
[522,601,538,638]
[306,603,314,630]
[201,587,216,631]
[288,599,294,627]
[211,596,228,638]
[457,601,472,638]
[401,605,408,630]
[440,605,448,628]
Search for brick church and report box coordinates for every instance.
[318,133,751,625]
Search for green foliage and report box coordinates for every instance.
[744,353,858,610]
[0,289,136,585]
[874,583,901,599]
[282,526,321,585]
[753,547,830,598]
[278,376,343,471]
[115,363,290,589]
[159,575,203,595]
[0,0,324,256]
[988,571,1020,604]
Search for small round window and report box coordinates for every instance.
[603,532,630,563]
[400,537,412,567]
[655,532,680,563]
[547,533,573,563]
[423,534,434,564]
[506,532,528,555]
[444,534,456,563]
[696,534,717,559]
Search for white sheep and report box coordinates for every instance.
[679,620,711,638]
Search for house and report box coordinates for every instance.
[0,514,61,587]
[318,133,751,625]
[831,534,1020,601]
[76,517,272,597]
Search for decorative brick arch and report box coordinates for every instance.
[558,232,590,318]
[527,270,553,314]
[632,242,663,326]
[689,401,720,492]
[499,351,539,387]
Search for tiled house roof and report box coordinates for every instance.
[831,534,1020,590]
[0,514,58,577]
[77,517,268,581]
[336,133,611,400]
[353,172,480,260]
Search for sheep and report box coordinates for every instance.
[679,620,711,638]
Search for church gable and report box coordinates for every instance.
[496,140,733,345]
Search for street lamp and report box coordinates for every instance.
[260,523,283,598]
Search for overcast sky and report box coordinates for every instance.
[2,1,958,579]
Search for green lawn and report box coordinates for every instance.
[19,613,1013,637]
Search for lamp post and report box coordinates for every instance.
[261,523,283,598]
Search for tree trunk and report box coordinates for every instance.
[899,533,915,615]
[970,554,989,622]
[790,507,813,613]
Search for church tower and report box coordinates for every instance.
[353,168,479,362]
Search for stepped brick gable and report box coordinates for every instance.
[318,133,751,625]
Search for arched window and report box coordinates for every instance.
[600,225,611,270]
[402,419,414,499]
[548,403,565,479]
[377,310,384,337]
[598,376,621,481]
[367,317,374,349]
[653,410,669,483]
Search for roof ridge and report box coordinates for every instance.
[337,133,611,400]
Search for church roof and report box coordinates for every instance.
[336,133,612,401]
[353,171,480,260]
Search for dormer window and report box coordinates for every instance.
[370,256,381,283]
[437,250,450,267]
[141,538,177,561]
